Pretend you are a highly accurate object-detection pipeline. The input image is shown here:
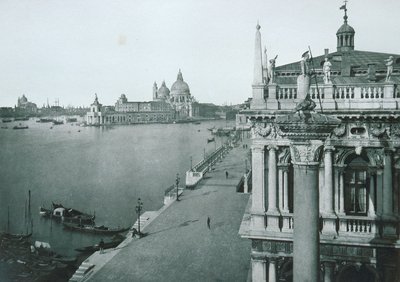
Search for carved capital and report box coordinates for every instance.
[267,145,278,152]
[324,145,335,153]
[251,145,265,154]
[290,142,323,164]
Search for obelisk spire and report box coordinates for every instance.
[253,22,263,85]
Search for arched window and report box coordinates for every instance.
[344,156,370,215]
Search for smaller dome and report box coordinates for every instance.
[336,23,355,34]
[158,81,170,98]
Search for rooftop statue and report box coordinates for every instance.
[385,56,394,82]
[300,51,311,76]
[297,51,312,100]
[268,55,278,83]
[323,58,332,84]
[294,93,316,119]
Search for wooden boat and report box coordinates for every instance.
[2,118,13,123]
[62,222,129,235]
[39,203,95,224]
[52,120,64,125]
[13,124,29,129]
[36,118,54,123]
[75,237,124,253]
[14,117,29,121]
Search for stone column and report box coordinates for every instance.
[368,171,376,217]
[376,170,383,217]
[266,145,280,231]
[338,167,345,215]
[383,149,396,237]
[251,145,266,230]
[283,167,289,212]
[322,146,336,235]
[268,258,277,282]
[324,146,335,214]
[268,146,278,212]
[383,150,393,218]
[251,256,267,282]
[291,143,322,282]
[394,167,400,217]
[278,168,283,211]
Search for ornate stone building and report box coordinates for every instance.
[86,94,174,125]
[237,5,400,282]
[153,69,195,119]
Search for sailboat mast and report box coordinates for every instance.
[7,206,10,233]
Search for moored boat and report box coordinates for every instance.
[2,118,13,123]
[75,236,124,253]
[13,124,29,129]
[39,203,95,224]
[62,222,129,235]
[52,120,64,125]
[36,118,54,123]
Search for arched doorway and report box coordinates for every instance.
[337,264,378,282]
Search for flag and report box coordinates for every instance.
[339,4,346,10]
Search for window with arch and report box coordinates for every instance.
[344,156,370,215]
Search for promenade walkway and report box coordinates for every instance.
[84,143,251,282]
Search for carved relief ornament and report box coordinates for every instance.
[251,122,280,139]
[290,144,323,163]
[369,123,386,138]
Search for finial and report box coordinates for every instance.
[256,21,261,31]
[340,0,348,23]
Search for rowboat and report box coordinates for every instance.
[62,222,129,235]
[75,237,124,253]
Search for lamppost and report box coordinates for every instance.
[245,159,248,173]
[190,156,193,171]
[176,173,180,201]
[135,198,143,237]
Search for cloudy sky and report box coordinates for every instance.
[0,0,399,107]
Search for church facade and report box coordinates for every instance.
[237,5,400,282]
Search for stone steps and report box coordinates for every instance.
[69,262,94,282]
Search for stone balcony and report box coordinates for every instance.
[248,83,400,112]
[239,197,400,247]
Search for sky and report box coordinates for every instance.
[0,0,399,108]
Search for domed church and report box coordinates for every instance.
[153,69,195,119]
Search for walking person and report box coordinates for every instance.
[99,238,105,254]
[225,171,229,179]
[207,216,211,229]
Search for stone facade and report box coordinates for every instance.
[238,6,400,282]
[86,94,174,125]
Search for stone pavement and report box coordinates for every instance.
[83,143,251,282]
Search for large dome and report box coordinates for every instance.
[170,70,190,96]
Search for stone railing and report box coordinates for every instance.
[185,145,229,188]
[257,83,400,111]
[263,213,399,240]
[337,215,378,237]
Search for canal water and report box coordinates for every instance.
[0,118,232,256]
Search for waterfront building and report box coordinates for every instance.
[16,94,37,114]
[86,94,174,125]
[237,5,400,282]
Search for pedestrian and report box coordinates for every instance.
[207,216,211,229]
[99,238,105,254]
[225,171,229,179]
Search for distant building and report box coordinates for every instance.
[238,5,400,282]
[153,69,195,119]
[16,94,37,114]
[86,94,174,125]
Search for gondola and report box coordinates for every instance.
[75,237,124,253]
[62,222,130,235]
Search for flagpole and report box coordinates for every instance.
[308,46,323,113]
